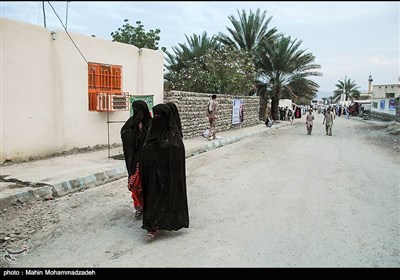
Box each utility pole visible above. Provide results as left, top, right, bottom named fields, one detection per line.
left=341, top=75, right=347, bottom=104
left=42, top=1, right=46, bottom=27
left=66, top=1, right=70, bottom=31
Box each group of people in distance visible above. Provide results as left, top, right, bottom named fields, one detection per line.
left=266, top=106, right=335, bottom=136
left=120, top=100, right=189, bottom=241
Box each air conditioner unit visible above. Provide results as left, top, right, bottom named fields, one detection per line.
left=93, top=92, right=129, bottom=112
left=111, top=95, right=130, bottom=111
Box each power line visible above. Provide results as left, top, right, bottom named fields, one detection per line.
left=47, top=1, right=88, bottom=64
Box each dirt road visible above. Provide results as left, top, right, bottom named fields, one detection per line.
left=1, top=114, right=399, bottom=267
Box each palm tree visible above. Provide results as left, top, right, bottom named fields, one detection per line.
left=218, top=8, right=279, bottom=119
left=164, top=31, right=220, bottom=79
left=256, top=36, right=322, bottom=120
left=218, top=8, right=278, bottom=54
left=332, top=77, right=361, bottom=103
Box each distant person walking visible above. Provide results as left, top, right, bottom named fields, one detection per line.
left=206, top=94, right=219, bottom=141
left=287, top=108, right=294, bottom=124
left=305, top=109, right=315, bottom=135
left=120, top=100, right=152, bottom=219
left=323, top=107, right=334, bottom=136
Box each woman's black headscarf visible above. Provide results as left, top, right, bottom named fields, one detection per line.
left=166, top=102, right=183, bottom=138
left=120, top=100, right=152, bottom=176
left=140, top=103, right=189, bottom=231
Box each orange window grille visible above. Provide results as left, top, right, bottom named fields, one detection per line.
left=88, top=63, right=126, bottom=111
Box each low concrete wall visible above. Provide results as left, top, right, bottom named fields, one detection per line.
left=164, top=91, right=261, bottom=138
left=370, top=97, right=400, bottom=122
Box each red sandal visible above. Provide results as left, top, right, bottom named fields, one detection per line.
left=144, top=230, right=158, bottom=241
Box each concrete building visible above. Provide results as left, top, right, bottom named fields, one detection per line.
left=0, top=18, right=164, bottom=163
left=371, top=84, right=400, bottom=99
left=370, top=83, right=400, bottom=119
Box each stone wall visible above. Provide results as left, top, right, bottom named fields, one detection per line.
left=164, top=91, right=261, bottom=139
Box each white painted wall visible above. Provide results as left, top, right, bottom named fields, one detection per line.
left=278, top=99, right=292, bottom=108
left=139, top=48, right=164, bottom=106
left=370, top=98, right=397, bottom=115
left=0, top=18, right=164, bottom=162
left=371, top=84, right=400, bottom=99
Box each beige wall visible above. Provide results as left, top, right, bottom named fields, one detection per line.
left=138, top=48, right=165, bottom=106
left=371, top=84, right=400, bottom=99
left=0, top=18, right=164, bottom=162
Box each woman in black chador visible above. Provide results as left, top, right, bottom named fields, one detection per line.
left=140, top=103, right=189, bottom=240
left=166, top=102, right=183, bottom=138
left=120, top=100, right=152, bottom=219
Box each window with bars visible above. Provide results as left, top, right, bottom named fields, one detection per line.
left=88, top=63, right=129, bottom=111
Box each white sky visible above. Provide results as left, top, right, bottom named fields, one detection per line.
left=1, top=1, right=399, bottom=98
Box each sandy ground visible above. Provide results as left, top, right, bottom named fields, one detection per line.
left=1, top=114, right=399, bottom=268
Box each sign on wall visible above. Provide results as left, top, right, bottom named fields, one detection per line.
left=232, top=99, right=244, bottom=124
left=388, top=98, right=396, bottom=110
left=130, top=95, right=154, bottom=117
left=380, top=100, right=385, bottom=110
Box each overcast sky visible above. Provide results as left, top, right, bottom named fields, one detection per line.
left=1, top=1, right=399, bottom=98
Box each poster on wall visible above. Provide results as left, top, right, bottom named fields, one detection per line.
left=130, top=95, right=154, bottom=117
left=388, top=98, right=396, bottom=110
left=380, top=100, right=385, bottom=110
left=232, top=99, right=244, bottom=124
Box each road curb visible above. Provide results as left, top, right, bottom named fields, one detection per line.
left=0, top=123, right=290, bottom=208
left=0, top=168, right=128, bottom=209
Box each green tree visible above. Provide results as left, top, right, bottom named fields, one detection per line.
left=164, top=31, right=220, bottom=88
left=110, top=19, right=165, bottom=51
left=165, top=45, right=256, bottom=95
left=218, top=8, right=279, bottom=119
left=256, top=36, right=322, bottom=120
left=218, top=8, right=278, bottom=53
left=332, top=77, right=361, bottom=102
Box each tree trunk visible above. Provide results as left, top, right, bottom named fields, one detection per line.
left=271, top=97, right=279, bottom=121
left=259, top=95, right=267, bottom=121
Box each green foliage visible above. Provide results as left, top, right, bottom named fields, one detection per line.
left=163, top=8, right=322, bottom=120
left=165, top=32, right=220, bottom=75
left=165, top=45, right=256, bottom=95
left=256, top=36, right=322, bottom=120
left=110, top=19, right=165, bottom=51
left=218, top=8, right=279, bottom=53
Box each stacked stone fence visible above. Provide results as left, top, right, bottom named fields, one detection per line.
left=164, top=91, right=261, bottom=139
